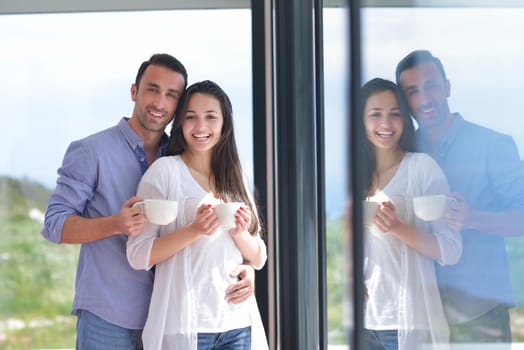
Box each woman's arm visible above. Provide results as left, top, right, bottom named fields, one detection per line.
left=229, top=206, right=266, bottom=269
left=149, top=204, right=221, bottom=267
left=375, top=201, right=443, bottom=261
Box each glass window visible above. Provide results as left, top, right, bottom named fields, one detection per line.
left=323, top=6, right=351, bottom=349
left=359, top=4, right=524, bottom=348
left=0, top=9, right=252, bottom=348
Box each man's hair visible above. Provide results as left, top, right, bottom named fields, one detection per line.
left=134, top=53, right=188, bottom=90
left=395, top=50, right=447, bottom=86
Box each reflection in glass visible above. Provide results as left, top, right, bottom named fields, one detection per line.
left=361, top=6, right=524, bottom=348
left=323, top=6, right=351, bottom=349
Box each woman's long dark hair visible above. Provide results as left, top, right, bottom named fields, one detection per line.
left=359, top=78, right=415, bottom=198
left=167, top=80, right=261, bottom=236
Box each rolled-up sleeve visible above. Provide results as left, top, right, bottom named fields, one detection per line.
left=244, top=173, right=268, bottom=271
left=126, top=221, right=157, bottom=271
left=419, top=154, right=462, bottom=266
left=433, top=220, right=462, bottom=266
left=252, top=233, right=267, bottom=270
left=41, top=140, right=96, bottom=244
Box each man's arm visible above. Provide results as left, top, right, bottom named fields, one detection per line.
left=466, top=208, right=524, bottom=237
left=42, top=140, right=147, bottom=244
left=445, top=133, right=524, bottom=237
left=446, top=192, right=524, bottom=237
left=60, top=197, right=146, bottom=243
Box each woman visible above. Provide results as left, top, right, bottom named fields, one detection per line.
left=360, top=78, right=461, bottom=350
left=127, top=80, right=268, bottom=350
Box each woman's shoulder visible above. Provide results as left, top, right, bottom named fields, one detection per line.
left=150, top=154, right=182, bottom=168
left=404, top=152, right=445, bottom=179
left=405, top=152, right=438, bottom=166
left=143, top=155, right=183, bottom=178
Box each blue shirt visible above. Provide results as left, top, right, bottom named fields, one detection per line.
left=416, top=113, right=524, bottom=323
left=41, top=117, right=169, bottom=329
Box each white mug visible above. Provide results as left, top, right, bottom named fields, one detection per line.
left=133, top=199, right=178, bottom=225
left=413, top=195, right=456, bottom=221
left=362, top=200, right=379, bottom=226
left=213, top=202, right=244, bottom=229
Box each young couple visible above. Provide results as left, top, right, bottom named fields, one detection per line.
left=43, top=53, right=267, bottom=350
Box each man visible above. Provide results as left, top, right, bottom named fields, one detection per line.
left=42, top=53, right=255, bottom=349
left=395, top=49, right=524, bottom=346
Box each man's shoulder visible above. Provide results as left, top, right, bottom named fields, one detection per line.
left=73, top=123, right=121, bottom=148
left=462, top=119, right=511, bottom=141
left=454, top=119, right=519, bottom=160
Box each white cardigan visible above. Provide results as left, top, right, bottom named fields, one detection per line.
left=365, top=152, right=462, bottom=350
left=127, top=155, right=268, bottom=350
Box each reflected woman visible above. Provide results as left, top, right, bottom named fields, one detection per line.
left=360, top=78, right=461, bottom=349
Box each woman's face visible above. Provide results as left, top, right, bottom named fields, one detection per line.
left=181, top=92, right=224, bottom=154
left=363, top=90, right=404, bottom=152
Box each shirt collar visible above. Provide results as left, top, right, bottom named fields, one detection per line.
left=158, top=132, right=169, bottom=156
left=118, top=117, right=169, bottom=156
left=118, top=117, right=142, bottom=150
left=416, top=112, right=465, bottom=157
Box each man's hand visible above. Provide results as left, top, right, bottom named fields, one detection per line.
left=225, top=264, right=255, bottom=304
left=445, top=192, right=468, bottom=231
left=117, top=196, right=146, bottom=237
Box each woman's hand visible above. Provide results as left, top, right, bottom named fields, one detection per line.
left=191, top=204, right=220, bottom=236
left=374, top=201, right=403, bottom=233
left=229, top=204, right=251, bottom=236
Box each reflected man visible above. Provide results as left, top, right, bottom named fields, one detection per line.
left=396, top=49, right=524, bottom=346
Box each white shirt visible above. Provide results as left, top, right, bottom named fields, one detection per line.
left=127, top=155, right=268, bottom=350
left=364, top=152, right=462, bottom=350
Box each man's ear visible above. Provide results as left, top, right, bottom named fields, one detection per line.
left=445, top=79, right=451, bottom=98
left=131, top=83, right=137, bottom=102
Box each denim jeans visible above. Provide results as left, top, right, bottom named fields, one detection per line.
left=197, top=326, right=251, bottom=350
left=363, top=329, right=398, bottom=350
left=76, top=309, right=143, bottom=350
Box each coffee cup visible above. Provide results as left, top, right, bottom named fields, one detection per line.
left=133, top=199, right=178, bottom=225
left=362, top=200, right=378, bottom=226
left=213, top=202, right=244, bottom=229
left=413, top=195, right=456, bottom=221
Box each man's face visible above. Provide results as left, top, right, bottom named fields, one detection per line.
left=131, top=64, right=186, bottom=133
left=398, top=61, right=450, bottom=130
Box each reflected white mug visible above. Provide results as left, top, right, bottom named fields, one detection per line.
left=362, top=200, right=379, bottom=226
left=413, top=195, right=456, bottom=221
left=133, top=199, right=178, bottom=225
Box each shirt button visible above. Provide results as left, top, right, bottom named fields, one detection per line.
left=140, top=157, right=145, bottom=162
